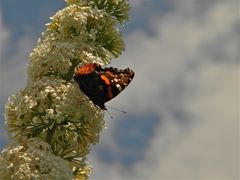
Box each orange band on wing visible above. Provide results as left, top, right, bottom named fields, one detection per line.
left=100, top=74, right=111, bottom=85
left=75, top=63, right=96, bottom=75
left=101, top=74, right=113, bottom=98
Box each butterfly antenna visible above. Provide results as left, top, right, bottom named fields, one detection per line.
left=105, top=109, right=114, bottom=119
left=106, top=106, right=126, bottom=114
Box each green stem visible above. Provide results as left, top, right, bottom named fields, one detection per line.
left=46, top=124, right=57, bottom=145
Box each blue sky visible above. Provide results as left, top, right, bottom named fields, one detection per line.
left=0, top=0, right=239, bottom=179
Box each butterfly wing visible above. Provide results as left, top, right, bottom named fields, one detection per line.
left=74, top=64, right=135, bottom=110
left=74, top=64, right=107, bottom=109
left=99, top=67, right=135, bottom=102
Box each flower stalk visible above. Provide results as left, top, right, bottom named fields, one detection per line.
left=0, top=0, right=130, bottom=179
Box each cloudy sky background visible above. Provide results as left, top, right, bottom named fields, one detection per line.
left=0, top=0, right=239, bottom=179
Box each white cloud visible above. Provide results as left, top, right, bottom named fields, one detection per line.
left=129, top=0, right=146, bottom=9
left=110, top=0, right=238, bottom=112
left=89, top=0, right=239, bottom=179
left=132, top=65, right=239, bottom=179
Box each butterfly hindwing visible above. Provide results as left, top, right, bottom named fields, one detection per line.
left=100, top=67, right=134, bottom=99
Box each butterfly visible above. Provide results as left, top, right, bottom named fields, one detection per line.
left=73, top=63, right=134, bottom=110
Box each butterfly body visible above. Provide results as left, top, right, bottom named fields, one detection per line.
left=74, top=63, right=134, bottom=110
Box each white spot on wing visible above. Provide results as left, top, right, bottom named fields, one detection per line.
left=116, top=84, right=122, bottom=91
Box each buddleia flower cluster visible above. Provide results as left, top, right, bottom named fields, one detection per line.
left=1, top=0, right=130, bottom=179
left=0, top=138, right=73, bottom=179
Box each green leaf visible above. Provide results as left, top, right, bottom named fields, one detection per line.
left=93, top=0, right=130, bottom=24
left=67, top=0, right=130, bottom=24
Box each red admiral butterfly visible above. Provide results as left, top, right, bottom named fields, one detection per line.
left=74, top=63, right=134, bottom=110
